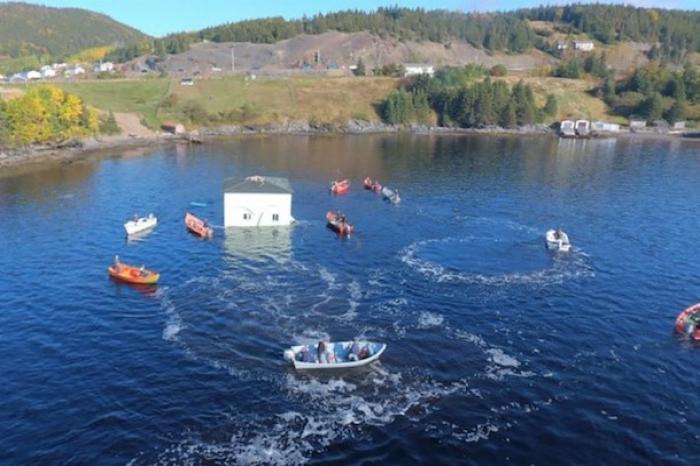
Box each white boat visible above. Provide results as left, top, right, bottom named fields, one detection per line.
left=124, top=213, right=157, bottom=236
left=283, top=340, right=386, bottom=370
left=381, top=186, right=400, bottom=204
left=545, top=229, right=571, bottom=252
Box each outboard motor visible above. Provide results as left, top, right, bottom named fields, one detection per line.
left=283, top=349, right=295, bottom=362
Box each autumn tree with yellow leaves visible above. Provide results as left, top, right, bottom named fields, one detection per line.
left=0, top=85, right=99, bottom=147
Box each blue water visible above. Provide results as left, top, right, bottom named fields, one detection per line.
left=1, top=135, right=699, bottom=465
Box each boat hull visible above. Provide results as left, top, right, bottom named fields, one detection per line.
left=330, top=179, right=350, bottom=194
left=545, top=230, right=571, bottom=252
left=326, top=211, right=353, bottom=235
left=124, top=215, right=157, bottom=235
left=284, top=341, right=386, bottom=370
left=675, top=303, right=700, bottom=340
left=185, top=212, right=213, bottom=238
left=108, top=264, right=159, bottom=285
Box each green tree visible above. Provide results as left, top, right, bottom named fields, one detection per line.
left=543, top=94, right=558, bottom=117
left=640, top=92, right=663, bottom=121
left=665, top=99, right=686, bottom=123
left=354, top=58, right=366, bottom=76
left=499, top=101, right=517, bottom=128
left=382, top=89, right=415, bottom=124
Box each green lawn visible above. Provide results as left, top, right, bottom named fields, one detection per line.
left=57, top=78, right=171, bottom=128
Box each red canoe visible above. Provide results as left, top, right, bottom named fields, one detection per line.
left=185, top=212, right=213, bottom=239
left=326, top=211, right=354, bottom=236
left=363, top=177, right=382, bottom=192
left=330, top=179, right=350, bottom=194
left=675, top=303, right=700, bottom=340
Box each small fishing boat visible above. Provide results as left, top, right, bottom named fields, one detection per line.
left=675, top=303, right=700, bottom=341
left=326, top=211, right=354, bottom=236
left=330, top=179, right=350, bottom=194
left=124, top=213, right=157, bottom=236
left=284, top=340, right=386, bottom=370
left=185, top=212, right=213, bottom=239
left=363, top=177, right=382, bottom=192
left=381, top=186, right=400, bottom=204
left=545, top=229, right=571, bottom=252
left=108, top=257, right=159, bottom=285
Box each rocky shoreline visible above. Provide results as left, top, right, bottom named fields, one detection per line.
left=1, top=120, right=697, bottom=172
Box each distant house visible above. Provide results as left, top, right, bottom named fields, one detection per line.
left=40, top=66, right=56, bottom=79
left=26, top=70, right=41, bottom=80
left=404, top=63, right=435, bottom=77
left=671, top=121, right=686, bottom=131
left=574, top=41, right=595, bottom=52
left=556, top=42, right=569, bottom=50
left=161, top=122, right=185, bottom=135
left=65, top=66, right=86, bottom=77
left=180, top=78, right=194, bottom=86
left=94, top=62, right=114, bottom=73
left=559, top=120, right=576, bottom=137
left=211, top=66, right=222, bottom=72
left=223, top=176, right=294, bottom=228
left=9, top=73, right=26, bottom=83
left=591, top=121, right=620, bottom=133
left=0, top=74, right=5, bottom=81
left=629, top=116, right=646, bottom=130
left=575, top=119, right=591, bottom=136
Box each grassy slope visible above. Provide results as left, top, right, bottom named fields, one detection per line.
left=47, top=74, right=627, bottom=129
left=56, top=79, right=170, bottom=128
left=164, top=76, right=397, bottom=125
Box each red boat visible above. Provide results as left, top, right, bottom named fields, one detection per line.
left=185, top=212, right=213, bottom=239
left=326, top=211, right=354, bottom=236
left=330, top=179, right=350, bottom=194
left=363, top=177, right=382, bottom=192
left=675, top=303, right=700, bottom=340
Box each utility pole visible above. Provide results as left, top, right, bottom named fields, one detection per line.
left=231, top=46, right=235, bottom=73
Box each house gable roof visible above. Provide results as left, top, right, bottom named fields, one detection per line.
left=224, top=176, right=293, bottom=194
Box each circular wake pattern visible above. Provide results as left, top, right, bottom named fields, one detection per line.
left=400, top=228, right=594, bottom=288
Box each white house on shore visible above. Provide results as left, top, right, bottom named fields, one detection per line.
left=223, top=176, right=294, bottom=227
left=404, top=63, right=434, bottom=77
left=40, top=66, right=56, bottom=79
left=574, top=41, right=595, bottom=52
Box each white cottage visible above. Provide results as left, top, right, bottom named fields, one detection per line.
left=223, top=176, right=294, bottom=227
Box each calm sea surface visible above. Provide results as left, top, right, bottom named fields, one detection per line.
left=1, top=134, right=699, bottom=465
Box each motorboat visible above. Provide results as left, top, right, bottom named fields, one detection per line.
left=124, top=213, right=157, bottom=236
left=283, top=340, right=386, bottom=370
left=326, top=211, right=354, bottom=236
left=363, top=177, right=382, bottom=192
left=108, top=259, right=159, bottom=285
left=185, top=212, right=213, bottom=239
left=330, top=179, right=350, bottom=194
left=381, top=186, right=400, bottom=204
left=545, top=229, right=571, bottom=252
left=675, top=303, right=700, bottom=341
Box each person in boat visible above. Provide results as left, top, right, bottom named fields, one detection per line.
left=317, top=341, right=327, bottom=363
left=139, top=265, right=146, bottom=276
left=133, top=213, right=138, bottom=222
left=114, top=255, right=121, bottom=272
left=555, top=228, right=562, bottom=240
left=348, top=342, right=370, bottom=361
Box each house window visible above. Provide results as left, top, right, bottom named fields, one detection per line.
left=243, top=213, right=251, bottom=220
left=272, top=214, right=279, bottom=222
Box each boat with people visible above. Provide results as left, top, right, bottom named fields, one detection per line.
left=363, top=177, right=382, bottom=192
left=123, top=213, right=157, bottom=236
left=284, top=340, right=387, bottom=370
left=185, top=212, right=213, bottom=239
left=381, top=186, right=400, bottom=204
left=108, top=256, right=159, bottom=285
left=545, top=228, right=571, bottom=252
left=326, top=211, right=354, bottom=236
left=330, top=179, right=350, bottom=194
left=675, top=303, right=700, bottom=341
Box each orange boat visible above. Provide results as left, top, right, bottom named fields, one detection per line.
left=675, top=303, right=700, bottom=341
left=108, top=258, right=159, bottom=285
left=363, top=177, right=382, bottom=192
left=185, top=212, right=213, bottom=238
left=326, top=211, right=354, bottom=236
left=330, top=179, right=350, bottom=194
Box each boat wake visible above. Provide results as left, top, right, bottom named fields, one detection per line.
left=400, top=236, right=594, bottom=288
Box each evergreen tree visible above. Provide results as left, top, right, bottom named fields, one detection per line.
left=640, top=92, right=663, bottom=121
left=354, top=58, right=366, bottom=76
left=500, top=101, right=517, bottom=128
left=665, top=99, right=686, bottom=123
left=543, top=94, right=558, bottom=117
left=603, top=70, right=616, bottom=103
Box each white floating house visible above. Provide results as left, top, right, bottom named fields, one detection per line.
left=223, top=176, right=294, bottom=227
